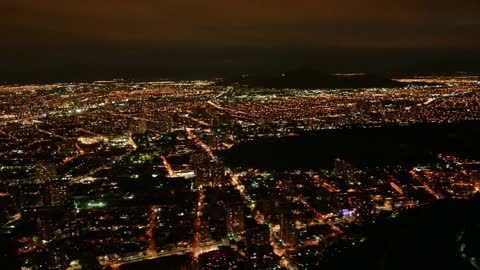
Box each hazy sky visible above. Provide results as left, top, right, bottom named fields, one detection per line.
left=1, top=0, right=480, bottom=80
left=1, top=0, right=480, bottom=48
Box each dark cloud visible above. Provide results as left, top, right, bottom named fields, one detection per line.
left=1, top=0, right=479, bottom=48
left=1, top=0, right=480, bottom=79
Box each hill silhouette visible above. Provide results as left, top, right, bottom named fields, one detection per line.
left=217, top=68, right=409, bottom=89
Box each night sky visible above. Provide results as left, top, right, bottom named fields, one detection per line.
left=1, top=0, right=480, bottom=81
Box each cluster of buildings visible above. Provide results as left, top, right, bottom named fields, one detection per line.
left=0, top=75, right=479, bottom=269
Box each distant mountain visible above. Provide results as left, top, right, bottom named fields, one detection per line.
left=217, top=68, right=409, bottom=89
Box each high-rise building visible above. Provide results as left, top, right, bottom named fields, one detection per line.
left=226, top=203, right=245, bottom=234
left=36, top=209, right=69, bottom=242
left=207, top=203, right=227, bottom=241
left=34, top=161, right=57, bottom=183
left=333, top=158, right=355, bottom=181
left=190, top=151, right=210, bottom=169
left=280, top=213, right=296, bottom=247
left=245, top=219, right=275, bottom=270
left=48, top=248, right=70, bottom=270
left=209, top=161, right=225, bottom=186
left=200, top=218, right=211, bottom=242
left=43, top=181, right=68, bottom=207
left=193, top=157, right=225, bottom=187
left=245, top=219, right=270, bottom=250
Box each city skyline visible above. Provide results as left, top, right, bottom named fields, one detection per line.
left=1, top=74, right=480, bottom=269
left=2, top=1, right=480, bottom=270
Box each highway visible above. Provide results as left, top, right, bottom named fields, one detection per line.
left=161, top=156, right=176, bottom=177
left=185, top=128, right=217, bottom=161
left=35, top=126, right=69, bottom=141
left=410, top=170, right=444, bottom=199
left=106, top=238, right=230, bottom=269
left=310, top=175, right=339, bottom=193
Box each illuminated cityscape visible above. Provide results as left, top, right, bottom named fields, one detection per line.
left=1, top=74, right=480, bottom=269
left=2, top=0, right=480, bottom=268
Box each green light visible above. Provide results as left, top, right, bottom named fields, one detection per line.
left=87, top=201, right=106, bottom=208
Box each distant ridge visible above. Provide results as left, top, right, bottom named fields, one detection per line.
left=217, top=68, right=409, bottom=89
